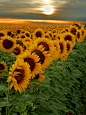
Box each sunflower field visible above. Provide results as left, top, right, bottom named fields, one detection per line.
left=0, top=22, right=86, bottom=115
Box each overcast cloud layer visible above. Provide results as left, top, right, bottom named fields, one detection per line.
left=0, top=0, right=86, bottom=22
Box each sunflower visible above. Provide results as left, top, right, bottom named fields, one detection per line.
left=59, top=39, right=67, bottom=58
left=55, top=34, right=62, bottom=41
left=69, top=25, right=78, bottom=35
left=19, top=34, right=27, bottom=40
left=33, top=28, right=44, bottom=40
left=25, top=31, right=31, bottom=38
left=0, top=30, right=6, bottom=39
left=34, top=70, right=45, bottom=82
left=22, top=41, right=29, bottom=51
left=0, top=35, right=16, bottom=53
left=53, top=40, right=61, bottom=60
left=52, top=29, right=57, bottom=33
left=52, top=33, right=58, bottom=40
left=47, top=31, right=53, bottom=40
left=76, top=30, right=83, bottom=42
left=6, top=58, right=31, bottom=94
left=71, top=22, right=82, bottom=29
left=64, top=28, right=69, bottom=32
left=29, top=43, right=51, bottom=70
left=66, top=40, right=73, bottom=53
left=0, top=61, right=8, bottom=77
left=44, top=33, right=50, bottom=39
left=17, top=50, right=42, bottom=78
left=61, top=32, right=76, bottom=47
left=80, top=27, right=86, bottom=39
left=29, top=70, right=45, bottom=88
left=11, top=44, right=24, bottom=57
left=60, top=29, right=67, bottom=34
left=34, top=37, right=57, bottom=61
left=61, top=52, right=69, bottom=61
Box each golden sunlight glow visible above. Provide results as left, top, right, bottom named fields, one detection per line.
left=44, top=0, right=50, bottom=3
left=41, top=6, right=54, bottom=15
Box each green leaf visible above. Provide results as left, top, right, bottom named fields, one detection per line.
left=0, top=70, right=8, bottom=73
left=0, top=102, right=12, bottom=107
left=0, top=85, right=8, bottom=92
left=29, top=79, right=42, bottom=85
left=17, top=102, right=24, bottom=113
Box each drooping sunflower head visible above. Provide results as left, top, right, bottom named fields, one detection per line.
left=0, top=61, right=8, bottom=77
left=6, top=58, right=31, bottom=94
left=0, top=35, right=16, bottom=53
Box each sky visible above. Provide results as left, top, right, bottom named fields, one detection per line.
left=0, top=0, right=86, bottom=25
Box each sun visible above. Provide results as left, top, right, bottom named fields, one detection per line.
left=41, top=6, right=54, bottom=15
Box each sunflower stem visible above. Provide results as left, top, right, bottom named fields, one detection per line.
left=6, top=82, right=10, bottom=115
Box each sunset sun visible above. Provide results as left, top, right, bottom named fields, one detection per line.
left=41, top=6, right=54, bottom=15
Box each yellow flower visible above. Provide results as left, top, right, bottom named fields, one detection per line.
left=59, top=39, right=67, bottom=58
left=71, top=22, right=82, bottom=29
left=18, top=50, right=42, bottom=78
left=29, top=43, right=51, bottom=70
left=6, top=58, right=31, bottom=94
left=0, top=35, right=16, bottom=53
left=61, top=32, right=76, bottom=47
left=33, top=28, right=45, bottom=40
left=34, top=37, right=57, bottom=61
left=0, top=61, right=8, bottom=77
left=11, top=44, right=24, bottom=57
left=69, top=25, right=78, bottom=35
left=53, top=40, right=61, bottom=59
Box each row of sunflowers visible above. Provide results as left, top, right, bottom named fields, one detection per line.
left=0, top=22, right=86, bottom=94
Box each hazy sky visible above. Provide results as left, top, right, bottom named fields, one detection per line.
left=0, top=0, right=86, bottom=24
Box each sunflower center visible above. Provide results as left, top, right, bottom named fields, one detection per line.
left=16, top=40, right=23, bottom=46
left=38, top=42, right=49, bottom=51
left=7, top=32, right=11, bottom=36
left=14, top=68, right=24, bottom=84
left=14, top=47, right=20, bottom=55
left=0, top=64, right=4, bottom=71
left=49, top=33, right=52, bottom=38
left=34, top=74, right=39, bottom=79
left=67, top=43, right=70, bottom=51
left=64, top=35, right=72, bottom=41
left=25, top=33, right=30, bottom=37
left=74, top=24, right=81, bottom=29
left=32, top=50, right=45, bottom=64
left=45, top=35, right=49, bottom=39
left=17, top=30, right=20, bottom=34
left=59, top=43, right=63, bottom=53
left=3, top=39, right=13, bottom=49
left=24, top=58, right=35, bottom=71
left=71, top=28, right=76, bottom=35
left=21, top=35, right=25, bottom=39
left=77, top=32, right=80, bottom=39
left=36, top=31, right=42, bottom=38
left=58, top=36, right=60, bottom=40
left=0, top=33, right=4, bottom=37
